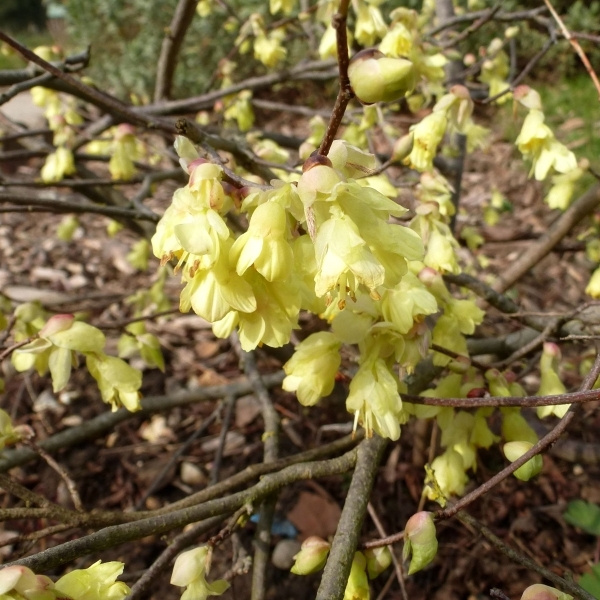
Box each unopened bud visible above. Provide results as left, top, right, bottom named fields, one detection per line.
left=186, top=157, right=209, bottom=175
left=513, top=85, right=542, bottom=111
left=39, top=314, right=75, bottom=338
left=447, top=355, right=471, bottom=374
left=403, top=512, right=438, bottom=575
left=365, top=546, right=392, bottom=579
left=520, top=583, right=573, bottom=600
left=504, top=441, right=543, bottom=481
left=505, top=26, right=519, bottom=39
left=542, top=342, right=561, bottom=359
left=114, top=123, right=135, bottom=140
left=392, top=133, right=414, bottom=162
left=348, top=48, right=414, bottom=104
left=290, top=536, right=330, bottom=575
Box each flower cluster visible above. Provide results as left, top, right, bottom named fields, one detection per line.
left=12, top=311, right=142, bottom=412
left=153, top=134, right=441, bottom=440
left=170, top=546, right=229, bottom=600
left=0, top=560, right=130, bottom=600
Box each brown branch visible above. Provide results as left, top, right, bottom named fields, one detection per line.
left=315, top=435, right=388, bottom=600
left=230, top=334, right=279, bottom=600
left=367, top=503, right=408, bottom=600
left=0, top=192, right=160, bottom=223
left=0, top=372, right=286, bottom=472
left=0, top=473, right=68, bottom=513
left=542, top=0, right=600, bottom=99
left=439, top=4, right=501, bottom=49
left=154, top=0, right=199, bottom=102
left=491, top=318, right=561, bottom=369
left=0, top=31, right=173, bottom=134
left=456, top=511, right=596, bottom=600
left=0, top=334, right=38, bottom=362
left=210, top=395, right=236, bottom=486
left=145, top=59, right=336, bottom=116
left=22, top=440, right=83, bottom=512
left=430, top=343, right=488, bottom=372
left=425, top=6, right=548, bottom=37
left=492, top=183, right=600, bottom=293
left=9, top=449, right=358, bottom=572
left=399, top=386, right=600, bottom=410
left=318, top=0, right=354, bottom=156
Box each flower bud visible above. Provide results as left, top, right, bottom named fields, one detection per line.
left=348, top=48, right=414, bottom=104
left=344, top=552, right=370, bottom=600
left=365, top=546, right=392, bottom=579
left=403, top=512, right=438, bottom=575
left=520, top=583, right=573, bottom=600
left=290, top=536, right=330, bottom=575
left=505, top=26, right=520, bottom=39
left=39, top=314, right=75, bottom=338
left=392, top=132, right=414, bottom=162
left=504, top=441, right=543, bottom=481
left=513, top=85, right=543, bottom=111
left=447, top=355, right=471, bottom=374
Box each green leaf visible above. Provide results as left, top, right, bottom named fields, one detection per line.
left=579, top=563, right=600, bottom=599
left=564, top=500, right=600, bottom=536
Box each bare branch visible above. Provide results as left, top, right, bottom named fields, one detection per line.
left=457, top=511, right=596, bottom=600
left=315, top=435, right=388, bottom=600
left=8, top=449, right=358, bottom=572
left=154, top=0, right=199, bottom=102
left=492, top=183, right=600, bottom=293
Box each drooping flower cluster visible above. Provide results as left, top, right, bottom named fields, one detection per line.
left=170, top=546, right=229, bottom=600
left=12, top=311, right=142, bottom=412
left=0, top=560, right=130, bottom=600
left=153, top=135, right=440, bottom=440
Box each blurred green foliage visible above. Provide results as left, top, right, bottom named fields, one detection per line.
left=457, top=0, right=600, bottom=81
left=64, top=0, right=267, bottom=100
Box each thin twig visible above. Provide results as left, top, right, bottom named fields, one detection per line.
left=134, top=404, right=223, bottom=510
left=492, top=318, right=560, bottom=369
left=439, top=4, right=501, bottom=49
left=230, top=334, right=279, bottom=600
left=0, top=31, right=172, bottom=134
left=154, top=0, right=199, bottom=102
left=457, top=511, right=595, bottom=600
left=22, top=440, right=83, bottom=512
left=0, top=335, right=38, bottom=363
left=492, top=183, right=600, bottom=293
left=210, top=395, right=236, bottom=486
left=542, top=0, right=600, bottom=99
left=0, top=192, right=160, bottom=223
left=430, top=343, right=488, bottom=372
left=318, top=0, right=353, bottom=156
left=367, top=503, right=408, bottom=600
left=0, top=372, right=285, bottom=472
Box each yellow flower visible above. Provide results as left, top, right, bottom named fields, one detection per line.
left=406, top=111, right=447, bottom=172
left=515, top=110, right=577, bottom=180
left=282, top=332, right=341, bottom=406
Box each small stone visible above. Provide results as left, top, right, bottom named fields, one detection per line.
left=180, top=461, right=207, bottom=486
left=271, top=539, right=302, bottom=570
